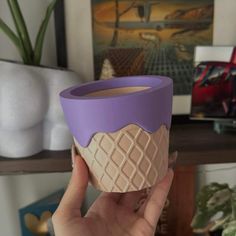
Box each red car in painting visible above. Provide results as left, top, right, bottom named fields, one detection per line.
left=191, top=48, right=236, bottom=118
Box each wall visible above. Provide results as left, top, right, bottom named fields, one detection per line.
left=198, top=164, right=236, bottom=189
left=213, top=0, right=236, bottom=45
left=65, top=0, right=94, bottom=81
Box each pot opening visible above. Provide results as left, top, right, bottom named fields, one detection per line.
left=84, top=86, right=150, bottom=97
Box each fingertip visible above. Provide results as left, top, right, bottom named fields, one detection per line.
left=168, top=151, right=178, bottom=169
left=58, top=155, right=89, bottom=212
left=73, top=154, right=89, bottom=185
left=71, top=144, right=76, bottom=168
left=155, top=168, right=174, bottom=189
left=168, top=168, right=174, bottom=176
left=165, top=168, right=174, bottom=182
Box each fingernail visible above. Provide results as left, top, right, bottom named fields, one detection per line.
left=168, top=151, right=178, bottom=169
left=71, top=144, right=76, bottom=168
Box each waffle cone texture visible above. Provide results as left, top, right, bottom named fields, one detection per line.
left=74, top=124, right=169, bottom=193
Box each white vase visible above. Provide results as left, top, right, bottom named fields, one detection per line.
left=0, top=60, right=81, bottom=158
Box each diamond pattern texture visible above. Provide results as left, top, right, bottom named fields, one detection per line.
left=74, top=125, right=169, bottom=193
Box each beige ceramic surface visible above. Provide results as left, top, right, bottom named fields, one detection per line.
left=74, top=125, right=169, bottom=192
left=85, top=86, right=150, bottom=97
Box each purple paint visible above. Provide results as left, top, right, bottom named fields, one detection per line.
left=60, top=76, right=173, bottom=147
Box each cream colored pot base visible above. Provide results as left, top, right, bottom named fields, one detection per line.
left=74, top=125, right=169, bottom=192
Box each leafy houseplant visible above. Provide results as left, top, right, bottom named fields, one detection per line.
left=0, top=0, right=81, bottom=158
left=0, top=0, right=57, bottom=65
left=191, top=183, right=236, bottom=236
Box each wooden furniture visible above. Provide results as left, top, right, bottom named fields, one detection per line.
left=0, top=122, right=235, bottom=175
left=161, top=166, right=196, bottom=236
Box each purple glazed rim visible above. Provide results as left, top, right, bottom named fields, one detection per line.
left=61, top=75, right=171, bottom=100
left=60, top=75, right=173, bottom=147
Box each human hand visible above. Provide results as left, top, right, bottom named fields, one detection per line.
left=52, top=147, right=175, bottom=236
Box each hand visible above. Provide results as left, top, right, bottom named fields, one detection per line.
left=52, top=148, right=175, bottom=236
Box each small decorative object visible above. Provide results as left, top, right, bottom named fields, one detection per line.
left=19, top=189, right=64, bottom=236
left=60, top=75, right=173, bottom=192
left=0, top=0, right=81, bottom=158
left=191, top=183, right=236, bottom=236
left=24, top=211, right=52, bottom=236
left=91, top=0, right=214, bottom=114
left=191, top=46, right=236, bottom=134
left=99, top=59, right=116, bottom=80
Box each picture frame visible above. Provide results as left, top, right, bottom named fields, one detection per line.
left=191, top=46, right=236, bottom=119
left=54, top=0, right=67, bottom=68
left=65, top=0, right=236, bottom=115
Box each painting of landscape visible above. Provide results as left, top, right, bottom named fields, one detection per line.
left=92, top=0, right=214, bottom=95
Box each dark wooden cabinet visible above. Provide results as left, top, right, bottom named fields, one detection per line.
left=156, top=166, right=196, bottom=236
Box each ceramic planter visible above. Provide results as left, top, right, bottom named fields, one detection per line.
left=0, top=60, right=81, bottom=158
left=60, top=76, right=173, bottom=192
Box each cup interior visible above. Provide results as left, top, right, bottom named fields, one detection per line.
left=84, top=86, right=150, bottom=97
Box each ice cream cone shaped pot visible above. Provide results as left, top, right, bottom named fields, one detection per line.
left=60, top=76, right=173, bottom=192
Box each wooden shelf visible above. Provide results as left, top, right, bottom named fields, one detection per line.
left=0, top=150, right=72, bottom=175
left=0, top=123, right=235, bottom=175
left=170, top=123, right=236, bottom=165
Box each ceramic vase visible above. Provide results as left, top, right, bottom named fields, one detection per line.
left=60, top=76, right=173, bottom=192
left=0, top=60, right=81, bottom=158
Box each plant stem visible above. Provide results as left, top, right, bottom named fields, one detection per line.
left=232, top=191, right=236, bottom=220
left=34, top=0, right=58, bottom=65
left=7, top=0, right=34, bottom=64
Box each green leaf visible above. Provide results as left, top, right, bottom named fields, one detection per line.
left=0, top=17, right=27, bottom=63
left=33, top=0, right=58, bottom=65
left=0, top=18, right=20, bottom=47
left=7, top=0, right=34, bottom=64
left=222, top=220, right=236, bottom=236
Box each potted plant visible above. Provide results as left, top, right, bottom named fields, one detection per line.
left=191, top=182, right=236, bottom=236
left=0, top=0, right=81, bottom=158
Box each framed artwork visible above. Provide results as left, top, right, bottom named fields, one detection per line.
left=91, top=0, right=214, bottom=114
left=54, top=0, right=67, bottom=68
left=191, top=46, right=236, bottom=119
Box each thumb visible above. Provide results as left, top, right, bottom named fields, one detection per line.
left=58, top=153, right=89, bottom=215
